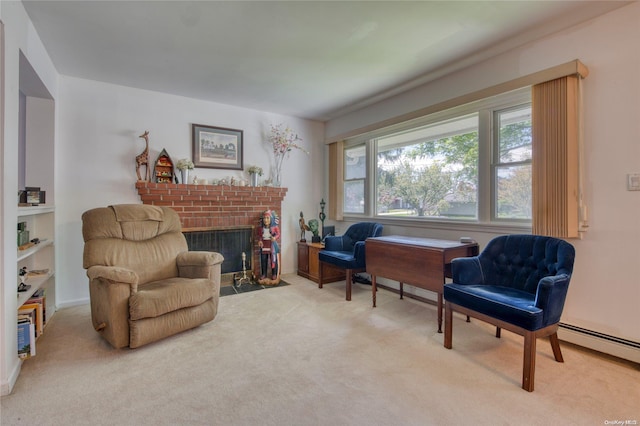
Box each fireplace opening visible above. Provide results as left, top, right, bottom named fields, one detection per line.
left=183, top=227, right=253, bottom=275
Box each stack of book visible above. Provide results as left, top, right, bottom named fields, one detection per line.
left=17, top=288, right=46, bottom=359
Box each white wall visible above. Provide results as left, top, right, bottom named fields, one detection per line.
left=56, top=76, right=325, bottom=306
left=326, top=3, right=640, bottom=346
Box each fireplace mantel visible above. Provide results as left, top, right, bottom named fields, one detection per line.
left=136, top=181, right=287, bottom=278
left=136, top=181, right=287, bottom=229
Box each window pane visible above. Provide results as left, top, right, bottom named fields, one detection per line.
left=376, top=114, right=478, bottom=219
left=498, top=106, right=532, bottom=163
left=496, top=165, right=532, bottom=219
left=344, top=180, right=365, bottom=213
left=345, top=145, right=366, bottom=180
left=495, top=105, right=532, bottom=220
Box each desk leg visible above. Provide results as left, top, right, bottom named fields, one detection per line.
left=437, top=292, right=443, bottom=333
left=371, top=275, right=377, bottom=307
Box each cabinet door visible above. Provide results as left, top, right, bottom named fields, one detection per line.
left=308, top=245, right=321, bottom=280
left=297, top=243, right=309, bottom=274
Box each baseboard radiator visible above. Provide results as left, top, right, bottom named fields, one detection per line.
left=558, top=323, right=640, bottom=364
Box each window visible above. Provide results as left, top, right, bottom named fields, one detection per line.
left=329, top=61, right=586, bottom=236
left=339, top=89, right=533, bottom=227
left=376, top=114, right=479, bottom=219
left=343, top=145, right=366, bottom=214
left=493, top=105, right=532, bottom=220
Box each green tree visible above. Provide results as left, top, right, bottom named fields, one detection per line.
left=497, top=166, right=532, bottom=219
left=408, top=132, right=479, bottom=184
left=498, top=120, right=532, bottom=162
left=392, top=161, right=453, bottom=216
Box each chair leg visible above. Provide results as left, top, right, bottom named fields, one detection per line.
left=444, top=302, right=453, bottom=349
left=549, top=332, right=564, bottom=362
left=345, top=269, right=352, bottom=301
left=522, top=331, right=536, bottom=392
left=496, top=327, right=501, bottom=338
left=318, top=261, right=324, bottom=289
left=372, top=274, right=377, bottom=308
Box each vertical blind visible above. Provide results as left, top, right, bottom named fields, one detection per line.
left=328, top=141, right=344, bottom=221
left=532, top=75, right=582, bottom=238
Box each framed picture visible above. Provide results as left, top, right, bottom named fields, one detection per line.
left=25, top=187, right=41, bottom=205
left=192, top=124, right=243, bottom=170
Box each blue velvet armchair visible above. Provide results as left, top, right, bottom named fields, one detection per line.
left=443, top=234, right=575, bottom=392
left=318, top=222, right=383, bottom=301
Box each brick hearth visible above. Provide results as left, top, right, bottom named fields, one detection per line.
left=136, top=181, right=287, bottom=278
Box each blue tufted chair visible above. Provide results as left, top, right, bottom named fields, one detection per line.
left=443, top=234, right=575, bottom=392
left=318, top=222, right=383, bottom=301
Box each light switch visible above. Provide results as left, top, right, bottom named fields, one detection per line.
left=628, top=173, right=640, bottom=191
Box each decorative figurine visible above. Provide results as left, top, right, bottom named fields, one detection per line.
left=18, top=267, right=31, bottom=292
left=299, top=211, right=310, bottom=242
left=136, top=130, right=151, bottom=182
left=308, top=219, right=321, bottom=243
left=319, top=198, right=326, bottom=234
left=257, top=209, right=281, bottom=285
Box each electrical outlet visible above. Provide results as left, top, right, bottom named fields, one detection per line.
left=628, top=173, right=640, bottom=191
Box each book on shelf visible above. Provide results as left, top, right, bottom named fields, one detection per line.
left=27, top=289, right=47, bottom=325
left=18, top=306, right=36, bottom=327
left=19, top=302, right=44, bottom=338
left=17, top=314, right=36, bottom=359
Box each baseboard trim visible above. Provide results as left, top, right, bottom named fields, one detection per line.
left=558, top=323, right=640, bottom=364
left=56, top=298, right=89, bottom=309
left=1, top=359, right=22, bottom=396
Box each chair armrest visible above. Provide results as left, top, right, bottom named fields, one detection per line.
left=451, top=257, right=483, bottom=285
left=324, top=235, right=345, bottom=251
left=86, top=265, right=139, bottom=289
left=353, top=241, right=366, bottom=261
left=535, top=274, right=571, bottom=326
left=177, top=251, right=224, bottom=279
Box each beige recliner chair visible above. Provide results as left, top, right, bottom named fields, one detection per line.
left=82, top=204, right=224, bottom=348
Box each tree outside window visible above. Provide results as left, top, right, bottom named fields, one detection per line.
left=376, top=114, right=479, bottom=219
left=494, top=106, right=532, bottom=220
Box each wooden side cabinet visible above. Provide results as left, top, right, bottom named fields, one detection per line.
left=297, top=242, right=345, bottom=284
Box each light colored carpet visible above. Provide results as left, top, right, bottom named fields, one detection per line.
left=2, top=274, right=639, bottom=425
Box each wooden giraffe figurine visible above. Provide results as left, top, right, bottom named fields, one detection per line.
left=136, top=130, right=151, bottom=181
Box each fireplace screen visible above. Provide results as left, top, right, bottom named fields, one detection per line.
left=183, top=227, right=253, bottom=274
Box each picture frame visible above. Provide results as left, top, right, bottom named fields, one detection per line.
left=25, top=187, right=41, bottom=205
left=192, top=124, right=243, bottom=170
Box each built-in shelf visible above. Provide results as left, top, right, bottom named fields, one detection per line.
left=17, top=270, right=55, bottom=307
left=14, top=202, right=56, bottom=368
left=17, top=238, right=53, bottom=262
left=18, top=204, right=55, bottom=217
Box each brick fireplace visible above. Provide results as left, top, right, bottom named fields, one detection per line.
left=136, top=181, right=287, bottom=280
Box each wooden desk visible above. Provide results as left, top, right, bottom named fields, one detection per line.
left=365, top=236, right=479, bottom=333
left=297, top=242, right=345, bottom=284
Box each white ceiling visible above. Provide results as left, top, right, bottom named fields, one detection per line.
left=22, top=1, right=631, bottom=121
